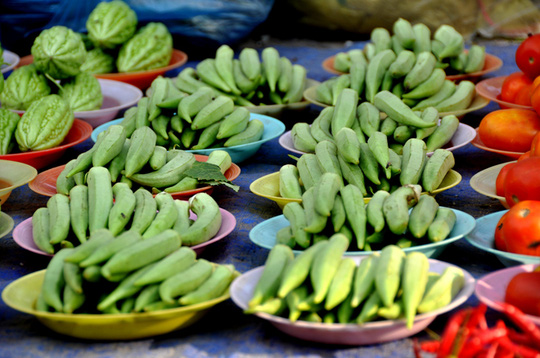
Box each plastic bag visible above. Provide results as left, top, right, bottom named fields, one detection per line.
left=0, top=0, right=274, bottom=54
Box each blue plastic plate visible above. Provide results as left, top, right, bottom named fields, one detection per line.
left=465, top=210, right=540, bottom=267
left=249, top=208, right=476, bottom=258
left=91, top=113, right=286, bottom=164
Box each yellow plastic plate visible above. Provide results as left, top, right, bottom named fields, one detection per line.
left=2, top=270, right=239, bottom=340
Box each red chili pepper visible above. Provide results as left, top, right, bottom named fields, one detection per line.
left=467, top=303, right=489, bottom=331
left=437, top=308, right=472, bottom=358
left=498, top=335, right=540, bottom=358
left=494, top=345, right=515, bottom=358
left=459, top=322, right=508, bottom=358
left=509, top=328, right=538, bottom=348
left=499, top=302, right=540, bottom=350
left=420, top=339, right=441, bottom=353
left=412, top=338, right=423, bottom=358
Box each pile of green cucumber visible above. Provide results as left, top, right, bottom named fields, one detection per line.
left=35, top=172, right=222, bottom=254
left=278, top=179, right=456, bottom=251
left=173, top=45, right=307, bottom=107
left=246, top=241, right=464, bottom=328
left=56, top=124, right=234, bottom=195
left=331, top=18, right=484, bottom=76
left=123, top=77, right=265, bottom=151
left=293, top=89, right=460, bottom=155
left=36, top=229, right=237, bottom=314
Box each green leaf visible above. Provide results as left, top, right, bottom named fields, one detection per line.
left=184, top=161, right=239, bottom=192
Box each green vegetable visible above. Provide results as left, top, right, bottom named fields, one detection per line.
left=0, top=65, right=51, bottom=110
left=79, top=48, right=115, bottom=74
left=86, top=0, right=138, bottom=49
left=60, top=72, right=103, bottom=111
left=31, top=26, right=87, bottom=79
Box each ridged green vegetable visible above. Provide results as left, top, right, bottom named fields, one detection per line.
left=0, top=65, right=51, bottom=110
left=86, top=0, right=138, bottom=49
left=116, top=22, right=172, bottom=73
left=31, top=26, right=87, bottom=79
left=15, top=94, right=74, bottom=151
left=79, top=48, right=115, bottom=74
left=60, top=72, right=103, bottom=111
left=0, top=109, right=21, bottom=154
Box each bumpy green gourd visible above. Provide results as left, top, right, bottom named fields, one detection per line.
left=15, top=94, right=74, bottom=151
left=86, top=0, right=138, bottom=49
left=79, top=48, right=115, bottom=74
left=116, top=22, right=173, bottom=73
left=0, top=65, right=51, bottom=110
left=60, top=72, right=103, bottom=111
left=31, top=26, right=87, bottom=79
left=0, top=108, right=21, bottom=154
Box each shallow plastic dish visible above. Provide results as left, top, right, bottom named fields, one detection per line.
left=6, top=79, right=142, bottom=128
left=475, top=264, right=540, bottom=326
left=250, top=170, right=462, bottom=210
left=0, top=211, right=14, bottom=239
left=471, top=128, right=525, bottom=159
left=28, top=154, right=241, bottom=199
left=322, top=53, right=502, bottom=81
left=279, top=122, right=476, bottom=156
left=249, top=208, right=475, bottom=258
left=92, top=113, right=286, bottom=164
left=0, top=119, right=93, bottom=170
left=469, top=162, right=514, bottom=209
left=1, top=50, right=20, bottom=74
left=17, top=49, right=188, bottom=89
left=230, top=260, right=475, bottom=346
left=476, top=76, right=534, bottom=110
left=13, top=207, right=236, bottom=257
left=0, top=159, right=38, bottom=205
left=465, top=210, right=540, bottom=267
left=302, top=85, right=490, bottom=118
left=2, top=268, right=239, bottom=340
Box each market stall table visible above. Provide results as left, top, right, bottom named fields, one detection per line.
left=0, top=38, right=524, bottom=357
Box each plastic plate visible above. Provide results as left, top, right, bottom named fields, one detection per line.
left=0, top=159, right=37, bottom=205
left=249, top=208, right=475, bottom=258
left=230, top=260, right=474, bottom=345
left=476, top=76, right=534, bottom=110
left=1, top=50, right=20, bottom=74
left=469, top=162, right=514, bottom=209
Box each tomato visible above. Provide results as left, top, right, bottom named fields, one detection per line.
left=478, top=109, right=540, bottom=152
left=497, top=200, right=540, bottom=255
left=505, top=271, right=540, bottom=316
left=518, top=151, right=531, bottom=161
left=513, top=84, right=533, bottom=106
left=504, top=157, right=540, bottom=206
left=495, top=162, right=516, bottom=197
left=494, top=211, right=508, bottom=251
left=532, top=84, right=540, bottom=117
left=515, top=33, right=540, bottom=79
left=531, top=131, right=540, bottom=157
left=500, top=72, right=534, bottom=103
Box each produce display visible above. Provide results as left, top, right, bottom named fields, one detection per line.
left=3, top=9, right=540, bottom=357
left=331, top=19, right=485, bottom=76
left=121, top=76, right=264, bottom=150
left=173, top=45, right=308, bottom=107
left=278, top=178, right=456, bottom=251
left=33, top=176, right=223, bottom=254
left=36, top=231, right=236, bottom=314
left=246, top=242, right=464, bottom=328
left=292, top=89, right=460, bottom=155
left=55, top=125, right=238, bottom=194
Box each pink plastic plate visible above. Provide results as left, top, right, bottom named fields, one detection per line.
left=230, top=259, right=475, bottom=346
left=475, top=264, right=540, bottom=326
left=12, top=207, right=236, bottom=257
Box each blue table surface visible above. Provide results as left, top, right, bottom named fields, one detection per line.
left=0, top=38, right=531, bottom=357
